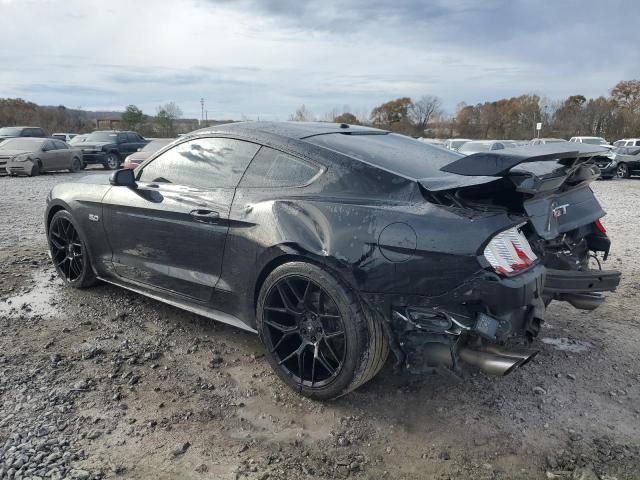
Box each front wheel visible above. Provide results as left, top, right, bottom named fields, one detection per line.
left=103, top=153, right=120, bottom=170
left=257, top=262, right=388, bottom=400
left=30, top=161, right=40, bottom=177
left=48, top=210, right=98, bottom=288
left=616, top=163, right=629, bottom=179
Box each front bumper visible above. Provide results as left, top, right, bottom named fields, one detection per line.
left=596, top=160, right=617, bottom=178
left=5, top=159, right=35, bottom=176
left=81, top=151, right=107, bottom=164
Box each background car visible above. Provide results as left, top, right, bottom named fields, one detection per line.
left=3, top=138, right=82, bottom=176
left=123, top=138, right=174, bottom=169
left=613, top=138, right=640, bottom=147
left=529, top=138, right=567, bottom=146
left=457, top=140, right=509, bottom=155
left=569, top=136, right=613, bottom=149
left=52, top=133, right=79, bottom=143
left=602, top=146, right=640, bottom=178
left=443, top=138, right=471, bottom=151
left=69, top=134, right=87, bottom=145
left=79, top=130, right=148, bottom=169
left=0, top=126, right=47, bottom=144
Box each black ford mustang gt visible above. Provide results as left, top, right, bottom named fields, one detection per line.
left=45, top=122, right=620, bottom=399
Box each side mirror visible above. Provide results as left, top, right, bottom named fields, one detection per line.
left=109, top=168, right=137, bottom=188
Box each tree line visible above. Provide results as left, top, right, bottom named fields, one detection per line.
left=291, top=79, right=640, bottom=141
left=0, top=99, right=192, bottom=137
left=2, top=79, right=639, bottom=140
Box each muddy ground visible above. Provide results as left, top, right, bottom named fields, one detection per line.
left=0, top=170, right=638, bottom=480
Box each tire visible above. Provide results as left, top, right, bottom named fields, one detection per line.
left=48, top=210, right=98, bottom=289
left=257, top=262, right=388, bottom=400
left=616, top=163, right=629, bottom=179
left=30, top=161, right=41, bottom=177
left=103, top=153, right=121, bottom=170
left=69, top=157, right=81, bottom=173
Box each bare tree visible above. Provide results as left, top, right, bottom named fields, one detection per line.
left=289, top=104, right=314, bottom=122
left=409, top=95, right=442, bottom=133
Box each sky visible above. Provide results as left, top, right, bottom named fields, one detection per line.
left=1, top=0, right=639, bottom=120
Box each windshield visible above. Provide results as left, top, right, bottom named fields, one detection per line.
left=581, top=138, right=607, bottom=145
left=306, top=132, right=462, bottom=180
left=85, top=131, right=118, bottom=142
left=0, top=127, right=23, bottom=136
left=69, top=135, right=86, bottom=145
left=458, top=142, right=491, bottom=153
left=142, top=139, right=172, bottom=152
left=450, top=140, right=469, bottom=148
left=0, top=138, right=45, bottom=150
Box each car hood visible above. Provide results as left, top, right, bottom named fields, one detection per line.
left=0, top=149, right=36, bottom=157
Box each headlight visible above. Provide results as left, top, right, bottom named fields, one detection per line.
left=12, top=153, right=31, bottom=163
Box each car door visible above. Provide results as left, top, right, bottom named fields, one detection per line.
left=51, top=139, right=72, bottom=169
left=39, top=140, right=59, bottom=171
left=102, top=136, right=260, bottom=302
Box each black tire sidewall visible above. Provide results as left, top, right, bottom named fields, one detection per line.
left=70, top=157, right=81, bottom=172
left=31, top=162, right=40, bottom=176
left=48, top=210, right=94, bottom=288
left=257, top=262, right=367, bottom=400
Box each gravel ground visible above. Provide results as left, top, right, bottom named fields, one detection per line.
left=0, top=170, right=639, bottom=480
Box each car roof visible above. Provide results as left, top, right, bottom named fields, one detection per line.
left=189, top=121, right=386, bottom=140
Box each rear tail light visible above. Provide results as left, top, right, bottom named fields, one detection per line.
left=595, top=218, right=606, bottom=234
left=483, top=225, right=538, bottom=276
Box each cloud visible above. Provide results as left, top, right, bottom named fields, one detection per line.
left=0, top=0, right=638, bottom=120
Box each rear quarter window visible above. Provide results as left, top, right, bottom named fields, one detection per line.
left=240, top=147, right=321, bottom=187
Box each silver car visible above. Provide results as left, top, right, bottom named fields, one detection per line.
left=2, top=138, right=83, bottom=176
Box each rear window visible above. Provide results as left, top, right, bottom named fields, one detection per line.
left=305, top=133, right=461, bottom=180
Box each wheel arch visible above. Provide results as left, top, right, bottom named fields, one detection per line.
left=252, top=246, right=359, bottom=315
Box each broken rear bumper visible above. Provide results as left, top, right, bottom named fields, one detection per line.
left=543, top=268, right=621, bottom=295
left=362, top=264, right=547, bottom=372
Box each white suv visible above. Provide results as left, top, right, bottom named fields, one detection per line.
left=569, top=136, right=613, bottom=149
left=613, top=138, right=640, bottom=147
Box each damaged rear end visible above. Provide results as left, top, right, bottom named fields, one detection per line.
left=376, top=143, right=620, bottom=377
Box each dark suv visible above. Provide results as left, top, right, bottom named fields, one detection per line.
left=79, top=131, right=148, bottom=169
left=0, top=126, right=47, bottom=144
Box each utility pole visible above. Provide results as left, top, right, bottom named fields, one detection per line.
left=205, top=110, right=208, bottom=125
left=200, top=98, right=205, bottom=124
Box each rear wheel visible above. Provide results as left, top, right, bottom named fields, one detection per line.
left=48, top=210, right=97, bottom=288
left=257, top=262, right=388, bottom=400
left=103, top=153, right=120, bottom=170
left=616, top=163, right=629, bottom=179
left=69, top=157, right=81, bottom=173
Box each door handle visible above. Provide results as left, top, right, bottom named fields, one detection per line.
left=190, top=209, right=220, bottom=223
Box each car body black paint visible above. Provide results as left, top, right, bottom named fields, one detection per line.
left=45, top=122, right=620, bottom=378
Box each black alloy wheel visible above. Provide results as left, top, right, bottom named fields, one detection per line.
left=48, top=211, right=97, bottom=288
left=262, top=275, right=347, bottom=389
left=616, top=163, right=629, bottom=179
left=257, top=262, right=389, bottom=400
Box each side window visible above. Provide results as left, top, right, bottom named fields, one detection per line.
left=127, top=133, right=140, bottom=143
left=53, top=139, right=68, bottom=149
left=240, top=147, right=321, bottom=188
left=116, top=133, right=128, bottom=143
left=139, top=137, right=259, bottom=189
left=492, top=143, right=504, bottom=150
left=42, top=140, right=55, bottom=151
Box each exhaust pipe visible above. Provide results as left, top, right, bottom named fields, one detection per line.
left=423, top=343, right=531, bottom=376
left=479, top=344, right=539, bottom=367
left=557, top=292, right=604, bottom=311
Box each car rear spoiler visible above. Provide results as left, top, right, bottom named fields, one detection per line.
left=440, top=143, right=607, bottom=177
